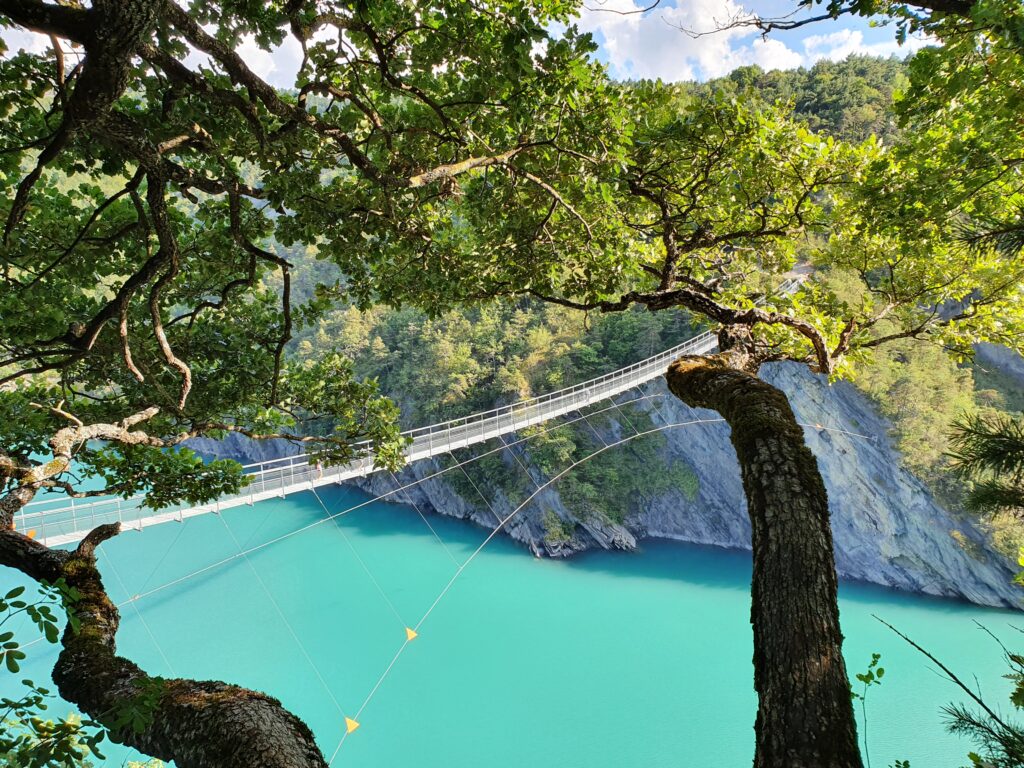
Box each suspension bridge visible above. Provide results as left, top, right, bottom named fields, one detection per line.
left=12, top=280, right=832, bottom=764
left=16, top=278, right=804, bottom=548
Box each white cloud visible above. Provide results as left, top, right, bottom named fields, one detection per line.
left=575, top=0, right=777, bottom=81
left=1, top=28, right=59, bottom=55
left=802, top=28, right=929, bottom=62
left=235, top=33, right=305, bottom=87
left=574, top=0, right=928, bottom=82
left=742, top=37, right=804, bottom=71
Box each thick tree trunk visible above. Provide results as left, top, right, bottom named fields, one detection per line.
left=0, top=525, right=329, bottom=768
left=666, top=348, right=863, bottom=768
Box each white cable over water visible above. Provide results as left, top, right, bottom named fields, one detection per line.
left=388, top=469, right=462, bottom=567
left=117, top=395, right=670, bottom=605
left=320, top=418, right=728, bottom=764
left=318, top=417, right=876, bottom=761
left=16, top=396, right=669, bottom=668
left=216, top=512, right=352, bottom=724
left=17, top=398, right=876, bottom=768
left=18, top=397, right=875, bottom=658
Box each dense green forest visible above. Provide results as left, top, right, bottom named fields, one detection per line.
left=280, top=55, right=1023, bottom=555
left=719, top=56, right=906, bottom=142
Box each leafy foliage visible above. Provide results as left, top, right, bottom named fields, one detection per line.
left=106, top=678, right=165, bottom=738
left=280, top=53, right=1020, bottom=546
left=310, top=295, right=702, bottom=523
left=721, top=56, right=907, bottom=143
left=332, top=43, right=1022, bottom=391
left=0, top=0, right=611, bottom=516
left=851, top=653, right=886, bottom=768
left=849, top=330, right=977, bottom=500
left=941, top=644, right=1024, bottom=767
left=0, top=3, right=625, bottom=764
left=0, top=583, right=105, bottom=768
left=541, top=509, right=576, bottom=546
left=297, top=296, right=697, bottom=423
left=948, top=412, right=1024, bottom=568
left=443, top=405, right=703, bottom=529
left=0, top=0, right=1018, bottom=760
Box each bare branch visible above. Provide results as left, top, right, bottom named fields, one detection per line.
left=75, top=522, right=121, bottom=559
left=144, top=172, right=191, bottom=409
left=407, top=146, right=524, bottom=188
left=874, top=615, right=1016, bottom=732
left=583, top=0, right=663, bottom=15
left=529, top=282, right=835, bottom=373
left=119, top=296, right=145, bottom=383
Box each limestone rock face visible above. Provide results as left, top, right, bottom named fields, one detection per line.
left=189, top=362, right=1023, bottom=608
left=186, top=430, right=299, bottom=466
left=632, top=363, right=1021, bottom=608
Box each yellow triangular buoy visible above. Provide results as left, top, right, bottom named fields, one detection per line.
left=345, top=717, right=360, bottom=734
left=405, top=627, right=418, bottom=641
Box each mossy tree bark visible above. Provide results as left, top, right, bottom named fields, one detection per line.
left=666, top=329, right=862, bottom=768
left=0, top=524, right=329, bottom=768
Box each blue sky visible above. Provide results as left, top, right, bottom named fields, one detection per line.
left=1, top=1, right=928, bottom=87
left=574, top=0, right=929, bottom=81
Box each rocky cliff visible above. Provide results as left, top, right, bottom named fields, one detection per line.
left=977, top=342, right=1024, bottom=385
left=189, top=362, right=1023, bottom=609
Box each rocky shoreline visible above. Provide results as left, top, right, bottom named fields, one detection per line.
left=188, top=362, right=1023, bottom=609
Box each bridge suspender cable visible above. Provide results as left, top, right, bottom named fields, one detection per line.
left=23, top=273, right=808, bottom=546
left=314, top=417, right=874, bottom=759
left=16, top=405, right=876, bottom=765
left=109, top=395, right=675, bottom=604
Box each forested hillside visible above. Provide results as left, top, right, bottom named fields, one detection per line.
left=277, top=55, right=1022, bottom=560
left=718, top=56, right=907, bottom=142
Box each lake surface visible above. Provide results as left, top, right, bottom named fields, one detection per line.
left=9, top=485, right=1022, bottom=767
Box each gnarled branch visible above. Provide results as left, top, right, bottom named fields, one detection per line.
left=0, top=523, right=330, bottom=768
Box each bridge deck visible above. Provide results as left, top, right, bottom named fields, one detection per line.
left=18, top=277, right=802, bottom=547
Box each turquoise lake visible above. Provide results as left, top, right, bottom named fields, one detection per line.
left=8, top=485, right=1023, bottom=767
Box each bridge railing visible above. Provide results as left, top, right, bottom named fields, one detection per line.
left=14, top=330, right=716, bottom=541
left=19, top=276, right=804, bottom=543
left=13, top=453, right=356, bottom=543
left=225, top=275, right=801, bottom=472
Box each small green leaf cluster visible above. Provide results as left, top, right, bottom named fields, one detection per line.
left=0, top=582, right=78, bottom=673
left=541, top=509, right=575, bottom=546
left=0, top=696, right=105, bottom=768
left=941, top=640, right=1024, bottom=767
left=852, top=652, right=886, bottom=698
left=106, top=678, right=165, bottom=737
left=520, top=406, right=698, bottom=525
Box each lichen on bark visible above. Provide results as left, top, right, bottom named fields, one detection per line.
left=0, top=524, right=330, bottom=768
left=666, top=333, right=863, bottom=768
